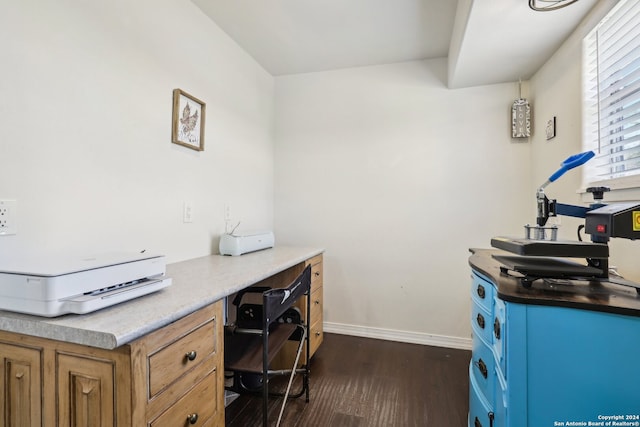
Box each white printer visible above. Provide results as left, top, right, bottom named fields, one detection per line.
left=0, top=252, right=171, bottom=317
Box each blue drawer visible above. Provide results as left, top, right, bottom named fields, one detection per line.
left=471, top=272, right=494, bottom=315
left=469, top=363, right=495, bottom=427
left=471, top=332, right=496, bottom=404
left=471, top=301, right=493, bottom=344
left=471, top=300, right=493, bottom=345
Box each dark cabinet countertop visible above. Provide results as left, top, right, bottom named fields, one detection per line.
left=469, top=248, right=640, bottom=317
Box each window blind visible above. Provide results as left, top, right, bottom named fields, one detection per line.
left=582, top=0, right=640, bottom=190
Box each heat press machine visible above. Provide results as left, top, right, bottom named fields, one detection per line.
left=490, top=151, right=640, bottom=292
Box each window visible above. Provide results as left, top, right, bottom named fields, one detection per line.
left=582, top=0, right=640, bottom=192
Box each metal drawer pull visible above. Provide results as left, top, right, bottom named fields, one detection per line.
left=187, top=413, right=199, bottom=424
left=476, top=313, right=485, bottom=329
left=494, top=318, right=501, bottom=340
left=315, top=331, right=321, bottom=337
left=314, top=271, right=320, bottom=276
left=475, top=358, right=488, bottom=379
left=185, top=351, right=197, bottom=362
left=314, top=299, right=320, bottom=305
left=474, top=412, right=494, bottom=427
left=477, top=284, right=485, bottom=299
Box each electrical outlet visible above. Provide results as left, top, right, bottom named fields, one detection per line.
left=0, top=200, right=17, bottom=235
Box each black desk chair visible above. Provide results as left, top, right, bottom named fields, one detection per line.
left=225, top=265, right=311, bottom=426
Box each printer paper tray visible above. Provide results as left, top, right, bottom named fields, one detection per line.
left=59, top=277, right=172, bottom=315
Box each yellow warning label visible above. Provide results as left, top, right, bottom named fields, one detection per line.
left=634, top=211, right=640, bottom=231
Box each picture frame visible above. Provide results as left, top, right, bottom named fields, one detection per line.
left=511, top=98, right=531, bottom=138
left=172, top=89, right=205, bottom=151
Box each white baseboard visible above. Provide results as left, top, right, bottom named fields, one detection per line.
left=323, top=322, right=472, bottom=351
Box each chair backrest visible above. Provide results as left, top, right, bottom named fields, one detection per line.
left=262, top=265, right=311, bottom=325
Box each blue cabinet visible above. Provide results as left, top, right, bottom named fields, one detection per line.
left=469, top=254, right=640, bottom=427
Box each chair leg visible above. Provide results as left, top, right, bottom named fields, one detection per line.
left=305, top=285, right=311, bottom=403
left=262, top=328, right=269, bottom=427
left=275, top=325, right=307, bottom=426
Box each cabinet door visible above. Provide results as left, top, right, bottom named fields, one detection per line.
left=57, top=353, right=116, bottom=426
left=0, top=342, right=42, bottom=427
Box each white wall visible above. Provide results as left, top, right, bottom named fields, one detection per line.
left=274, top=59, right=532, bottom=344
left=6, top=0, right=627, bottom=347
left=0, top=0, right=275, bottom=263
left=529, top=2, right=640, bottom=281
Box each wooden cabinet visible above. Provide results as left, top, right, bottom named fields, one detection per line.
left=306, top=254, right=324, bottom=357
left=137, top=301, right=224, bottom=427
left=0, top=341, right=43, bottom=427
left=0, top=300, right=224, bottom=426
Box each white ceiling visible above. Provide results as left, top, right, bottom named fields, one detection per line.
left=192, top=0, right=599, bottom=88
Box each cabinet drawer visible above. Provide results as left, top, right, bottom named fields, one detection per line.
left=310, top=261, right=323, bottom=294
left=310, top=287, right=323, bottom=326
left=309, top=319, right=323, bottom=357
left=306, top=254, right=323, bottom=269
left=297, top=287, right=323, bottom=326
left=469, top=366, right=495, bottom=427
left=471, top=272, right=494, bottom=315
left=148, top=319, right=217, bottom=397
left=471, top=299, right=493, bottom=345
left=471, top=334, right=496, bottom=404
left=149, top=372, right=218, bottom=427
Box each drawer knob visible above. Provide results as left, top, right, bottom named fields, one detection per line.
left=185, top=351, right=197, bottom=362
left=314, top=299, right=320, bottom=305
left=187, top=413, right=199, bottom=424
left=314, top=271, right=320, bottom=277
left=476, top=313, right=485, bottom=329
left=493, top=318, right=501, bottom=340
left=476, top=284, right=485, bottom=299
left=315, top=331, right=321, bottom=337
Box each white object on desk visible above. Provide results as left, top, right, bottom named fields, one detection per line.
left=219, top=231, right=275, bottom=256
left=0, top=252, right=171, bottom=317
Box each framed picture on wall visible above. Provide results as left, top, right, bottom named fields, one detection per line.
left=511, top=98, right=531, bottom=138
left=172, top=88, right=206, bottom=151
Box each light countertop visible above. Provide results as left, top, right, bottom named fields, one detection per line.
left=0, top=246, right=323, bottom=349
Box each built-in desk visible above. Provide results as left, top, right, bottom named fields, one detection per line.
left=0, top=246, right=323, bottom=426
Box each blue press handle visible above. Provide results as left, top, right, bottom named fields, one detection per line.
left=548, top=151, right=595, bottom=182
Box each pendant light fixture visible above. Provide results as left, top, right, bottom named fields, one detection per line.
left=529, top=0, right=581, bottom=11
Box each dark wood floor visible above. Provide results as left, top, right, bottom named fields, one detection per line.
left=225, top=333, right=471, bottom=426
